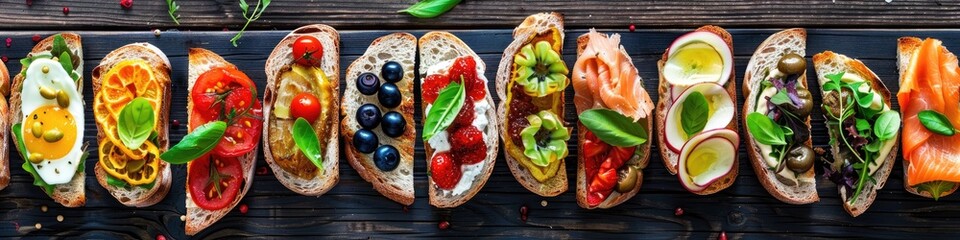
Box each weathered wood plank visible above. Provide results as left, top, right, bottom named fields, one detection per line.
left=0, top=1, right=957, bottom=30
left=1, top=28, right=960, bottom=239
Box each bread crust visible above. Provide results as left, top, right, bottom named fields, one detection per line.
left=9, top=33, right=85, bottom=207
left=340, top=33, right=417, bottom=206
left=0, top=61, right=9, bottom=191
left=495, top=12, right=569, bottom=197
left=91, top=43, right=173, bottom=207
left=741, top=28, right=819, bottom=205
left=895, top=37, right=960, bottom=199
left=262, top=24, right=340, bottom=196
left=812, top=51, right=899, bottom=217
left=655, top=26, right=739, bottom=195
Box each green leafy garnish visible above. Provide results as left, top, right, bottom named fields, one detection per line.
left=106, top=174, right=156, bottom=189
left=160, top=121, right=227, bottom=164
left=12, top=123, right=54, bottom=195
left=578, top=109, right=647, bottom=147
left=680, top=91, right=709, bottom=137
left=51, top=34, right=68, bottom=58
left=917, top=181, right=956, bottom=201
left=745, top=112, right=786, bottom=145
left=58, top=51, right=79, bottom=81
left=422, top=79, right=465, bottom=141
left=230, top=0, right=271, bottom=47
left=398, top=0, right=462, bottom=18
left=118, top=98, right=156, bottom=150
left=292, top=117, right=324, bottom=172
left=918, top=110, right=957, bottom=136
left=166, top=0, right=181, bottom=25
left=769, top=91, right=791, bottom=106
left=873, top=111, right=901, bottom=141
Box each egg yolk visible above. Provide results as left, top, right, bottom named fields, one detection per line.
left=24, top=105, right=78, bottom=160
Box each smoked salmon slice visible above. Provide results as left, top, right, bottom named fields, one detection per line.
left=900, top=38, right=960, bottom=186
left=572, top=29, right=653, bottom=120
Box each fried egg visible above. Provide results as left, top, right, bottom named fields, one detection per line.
left=21, top=58, right=85, bottom=185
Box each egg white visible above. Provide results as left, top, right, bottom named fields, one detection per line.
left=21, top=58, right=85, bottom=185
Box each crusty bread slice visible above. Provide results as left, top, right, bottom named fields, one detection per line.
left=0, top=59, right=9, bottom=191
left=185, top=48, right=258, bottom=235
left=573, top=31, right=653, bottom=209
left=655, top=26, right=739, bottom=195
left=263, top=24, right=340, bottom=196
left=418, top=31, right=499, bottom=208
left=813, top=51, right=899, bottom=217
left=895, top=37, right=960, bottom=199
left=9, top=33, right=85, bottom=207
left=341, top=33, right=417, bottom=205
left=495, top=12, right=569, bottom=197
left=91, top=43, right=173, bottom=207
left=741, top=28, right=819, bottom=204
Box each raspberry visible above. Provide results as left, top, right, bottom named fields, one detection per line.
left=450, top=125, right=483, bottom=148
left=452, top=99, right=474, bottom=128
left=422, top=74, right=450, bottom=104
left=454, top=144, right=486, bottom=165
left=430, top=152, right=461, bottom=189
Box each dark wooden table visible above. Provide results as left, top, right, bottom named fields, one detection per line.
left=1, top=1, right=959, bottom=239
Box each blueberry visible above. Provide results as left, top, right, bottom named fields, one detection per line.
left=381, top=61, right=403, bottom=83
left=373, top=145, right=400, bottom=171
left=356, top=104, right=382, bottom=129
left=378, top=83, right=401, bottom=108
left=356, top=72, right=380, bottom=95
left=353, top=129, right=379, bottom=154
left=381, top=111, right=406, bottom=138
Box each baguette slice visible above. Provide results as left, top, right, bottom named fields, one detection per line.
left=741, top=28, right=818, bottom=204
left=341, top=33, right=417, bottom=205
left=0, top=62, right=8, bottom=191
left=896, top=37, right=960, bottom=199
left=655, top=26, right=739, bottom=195
left=573, top=30, right=654, bottom=209
left=495, top=12, right=569, bottom=197
left=91, top=43, right=173, bottom=207
left=185, top=48, right=258, bottom=235
left=9, top=33, right=85, bottom=207
left=419, top=31, right=499, bottom=208
left=263, top=24, right=340, bottom=196
left=813, top=51, right=899, bottom=217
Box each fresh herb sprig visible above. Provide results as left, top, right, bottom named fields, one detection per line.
left=166, top=0, right=180, bottom=25
left=398, top=0, right=462, bottom=18
left=230, top=0, right=272, bottom=47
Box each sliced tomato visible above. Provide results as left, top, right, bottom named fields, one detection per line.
left=189, top=67, right=264, bottom=157
left=188, top=154, right=244, bottom=211
left=212, top=101, right=263, bottom=157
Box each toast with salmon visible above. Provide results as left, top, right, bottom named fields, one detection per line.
left=263, top=24, right=340, bottom=196
left=341, top=33, right=417, bottom=205
left=896, top=37, right=960, bottom=199
left=419, top=31, right=499, bottom=208
left=0, top=62, right=8, bottom=191
left=9, top=33, right=86, bottom=207
left=495, top=12, right=571, bottom=197
left=92, top=43, right=173, bottom=207
left=814, top=51, right=900, bottom=217
left=572, top=29, right=654, bottom=209
left=741, top=29, right=818, bottom=204
left=656, top=26, right=740, bottom=195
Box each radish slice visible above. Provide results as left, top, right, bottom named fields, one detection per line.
left=678, top=129, right=739, bottom=193
left=664, top=82, right=735, bottom=152
left=663, top=31, right=733, bottom=89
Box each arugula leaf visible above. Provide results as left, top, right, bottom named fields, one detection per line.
left=118, top=98, right=156, bottom=150
left=422, top=80, right=465, bottom=141
left=578, top=109, right=647, bottom=147
left=680, top=91, right=709, bottom=137
left=398, top=0, right=463, bottom=18
left=12, top=123, right=54, bottom=195
left=745, top=112, right=787, bottom=145
left=918, top=110, right=957, bottom=136
left=160, top=121, right=227, bottom=164
left=917, top=181, right=956, bottom=201
left=292, top=117, right=324, bottom=172
left=873, top=111, right=901, bottom=141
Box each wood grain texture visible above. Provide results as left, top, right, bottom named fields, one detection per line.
left=1, top=29, right=960, bottom=239
left=0, top=0, right=958, bottom=30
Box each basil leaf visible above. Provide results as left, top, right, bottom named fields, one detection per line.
left=918, top=180, right=956, bottom=201
left=118, top=98, right=156, bottom=150
left=51, top=34, right=68, bottom=58
left=12, top=123, right=55, bottom=195
left=746, top=112, right=787, bottom=145
left=874, top=111, right=901, bottom=141
left=422, top=81, right=465, bottom=141
left=398, top=0, right=462, bottom=18
left=58, top=51, right=79, bottom=82
left=856, top=91, right=874, bottom=109
left=680, top=91, right=709, bottom=136
left=579, top=109, right=648, bottom=147
left=292, top=117, right=324, bottom=171
left=769, top=91, right=791, bottom=106
left=918, top=110, right=956, bottom=136
left=160, top=121, right=227, bottom=164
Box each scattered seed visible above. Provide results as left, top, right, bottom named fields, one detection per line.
left=120, top=0, right=133, bottom=9
left=156, top=234, right=166, bottom=240
left=180, top=215, right=186, bottom=221
left=56, top=215, right=63, bottom=222
left=62, top=7, right=69, bottom=15
left=719, top=231, right=727, bottom=240
left=675, top=207, right=684, bottom=216
left=32, top=34, right=41, bottom=42
left=1, top=55, right=7, bottom=63
left=34, top=223, right=41, bottom=230
left=26, top=0, right=32, bottom=6
left=40, top=205, right=48, bottom=212
left=172, top=119, right=180, bottom=128
left=519, top=205, right=528, bottom=222
left=153, top=29, right=161, bottom=37
left=5, top=38, right=11, bottom=48
left=402, top=205, right=409, bottom=213
left=437, top=221, right=450, bottom=230
left=239, top=204, right=248, bottom=214
left=256, top=166, right=268, bottom=175
left=540, top=200, right=548, bottom=207
left=629, top=24, right=636, bottom=32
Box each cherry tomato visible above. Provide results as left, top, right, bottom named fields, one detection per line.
left=290, top=93, right=321, bottom=123
left=292, top=36, right=323, bottom=66
left=188, top=154, right=243, bottom=211
left=190, top=67, right=264, bottom=157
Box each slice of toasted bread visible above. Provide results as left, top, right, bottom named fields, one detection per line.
left=895, top=37, right=960, bottom=199
left=573, top=30, right=654, bottom=209
left=263, top=24, right=340, bottom=196
left=9, top=33, right=85, bottom=207
left=741, top=29, right=819, bottom=204
left=418, top=31, right=499, bottom=208
left=495, top=12, right=569, bottom=197
left=341, top=33, right=417, bottom=205
left=91, top=43, right=173, bottom=207
left=185, top=48, right=258, bottom=235
left=813, top=51, right=899, bottom=217
left=655, top=26, right=739, bottom=195
left=0, top=60, right=9, bottom=191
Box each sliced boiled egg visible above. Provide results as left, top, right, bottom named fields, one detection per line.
left=677, top=129, right=739, bottom=193
left=663, top=31, right=733, bottom=99
left=664, top=82, right=734, bottom=152
left=21, top=58, right=85, bottom=185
